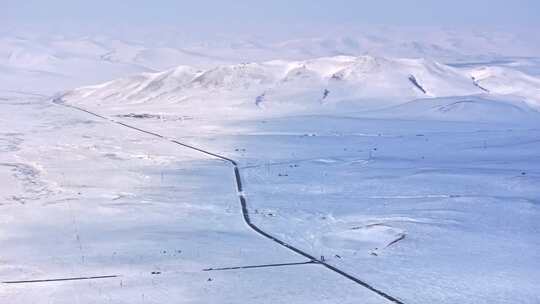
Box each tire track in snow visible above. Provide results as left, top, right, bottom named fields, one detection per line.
left=53, top=99, right=406, bottom=304
left=3, top=275, right=119, bottom=284
left=203, top=261, right=316, bottom=271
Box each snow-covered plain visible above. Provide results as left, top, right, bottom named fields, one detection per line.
left=1, top=27, right=540, bottom=303
left=1, top=94, right=391, bottom=304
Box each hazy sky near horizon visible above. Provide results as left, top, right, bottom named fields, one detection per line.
left=3, top=0, right=539, bottom=34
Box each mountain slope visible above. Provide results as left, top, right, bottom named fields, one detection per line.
left=369, top=95, right=540, bottom=123
left=61, top=55, right=486, bottom=113
left=470, top=66, right=540, bottom=109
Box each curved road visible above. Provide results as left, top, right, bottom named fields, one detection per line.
left=54, top=99, right=406, bottom=304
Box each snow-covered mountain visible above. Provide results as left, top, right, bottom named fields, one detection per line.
left=60, top=55, right=540, bottom=118
left=2, top=27, right=540, bottom=95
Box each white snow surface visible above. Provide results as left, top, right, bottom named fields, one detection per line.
left=1, top=28, right=540, bottom=304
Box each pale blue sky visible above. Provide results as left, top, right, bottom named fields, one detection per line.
left=3, top=0, right=539, bottom=33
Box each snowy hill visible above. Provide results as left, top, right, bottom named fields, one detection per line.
left=469, top=66, right=540, bottom=109
left=61, top=55, right=492, bottom=113
left=2, top=27, right=540, bottom=95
